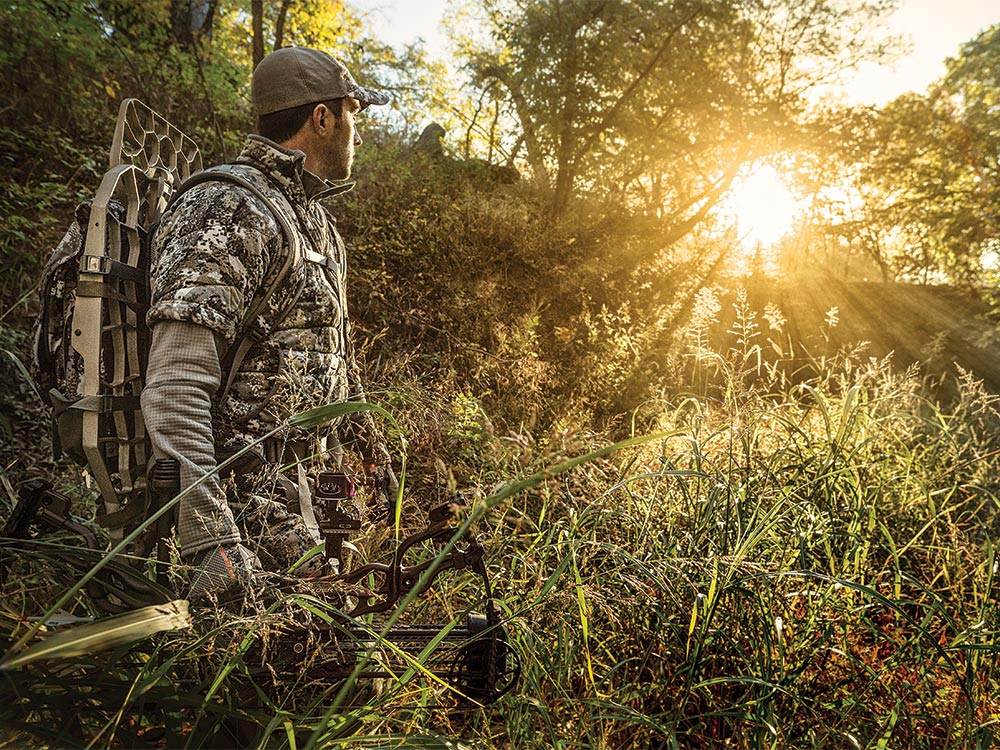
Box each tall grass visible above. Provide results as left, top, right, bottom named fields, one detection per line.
left=415, top=287, right=1000, bottom=748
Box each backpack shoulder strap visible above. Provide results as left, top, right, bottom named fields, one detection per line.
left=161, top=166, right=303, bottom=401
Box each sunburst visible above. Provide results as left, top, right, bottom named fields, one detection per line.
left=724, top=164, right=801, bottom=250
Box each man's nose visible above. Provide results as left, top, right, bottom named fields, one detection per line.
left=354, top=132, right=363, bottom=146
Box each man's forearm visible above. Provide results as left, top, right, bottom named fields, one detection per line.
left=141, top=320, right=241, bottom=557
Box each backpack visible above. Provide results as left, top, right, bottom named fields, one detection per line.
left=32, top=99, right=300, bottom=544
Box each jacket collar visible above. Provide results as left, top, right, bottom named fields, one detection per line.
left=236, top=135, right=355, bottom=204
left=301, top=169, right=355, bottom=201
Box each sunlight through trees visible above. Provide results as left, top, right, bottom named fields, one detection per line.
left=3, top=3, right=1000, bottom=748
left=723, top=163, right=803, bottom=250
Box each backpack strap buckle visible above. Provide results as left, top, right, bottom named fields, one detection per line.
left=81, top=254, right=111, bottom=274
left=80, top=254, right=144, bottom=283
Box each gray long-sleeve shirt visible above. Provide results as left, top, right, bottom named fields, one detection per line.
left=141, top=320, right=241, bottom=558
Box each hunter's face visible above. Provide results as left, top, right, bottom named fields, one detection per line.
left=324, top=97, right=362, bottom=182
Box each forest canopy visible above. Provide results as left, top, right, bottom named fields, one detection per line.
left=2, top=0, right=998, bottom=303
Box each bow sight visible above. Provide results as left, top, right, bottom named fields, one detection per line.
left=3, top=473, right=521, bottom=706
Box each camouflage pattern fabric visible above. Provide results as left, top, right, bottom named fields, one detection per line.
left=149, top=135, right=356, bottom=450
left=146, top=135, right=381, bottom=567
left=231, top=487, right=328, bottom=576
left=187, top=542, right=261, bottom=601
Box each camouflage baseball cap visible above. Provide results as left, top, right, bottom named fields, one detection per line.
left=252, top=46, right=390, bottom=116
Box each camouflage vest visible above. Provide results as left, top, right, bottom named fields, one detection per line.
left=148, top=136, right=355, bottom=448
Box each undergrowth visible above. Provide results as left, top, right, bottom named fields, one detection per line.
left=2, top=288, right=999, bottom=749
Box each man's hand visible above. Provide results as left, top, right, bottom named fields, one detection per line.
left=365, top=460, right=400, bottom=522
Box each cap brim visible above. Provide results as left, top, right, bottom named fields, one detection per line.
left=348, top=84, right=390, bottom=109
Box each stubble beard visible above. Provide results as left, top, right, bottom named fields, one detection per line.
left=329, top=152, right=352, bottom=181
left=327, top=135, right=353, bottom=181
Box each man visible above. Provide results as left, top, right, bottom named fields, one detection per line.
left=140, top=47, right=392, bottom=599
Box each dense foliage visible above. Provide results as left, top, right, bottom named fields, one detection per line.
left=2, top=1, right=1000, bottom=748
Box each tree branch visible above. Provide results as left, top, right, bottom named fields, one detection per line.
left=576, top=6, right=705, bottom=161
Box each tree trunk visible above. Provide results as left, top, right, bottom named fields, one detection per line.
left=551, top=9, right=580, bottom=219
left=481, top=64, right=549, bottom=187
left=552, top=164, right=575, bottom=218
left=488, top=99, right=500, bottom=163
left=171, top=0, right=217, bottom=46
left=252, top=0, right=265, bottom=69
left=275, top=0, right=294, bottom=50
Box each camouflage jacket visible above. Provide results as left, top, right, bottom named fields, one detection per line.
left=148, top=135, right=373, bottom=455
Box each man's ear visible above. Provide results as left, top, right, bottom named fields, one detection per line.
left=312, top=103, right=330, bottom=133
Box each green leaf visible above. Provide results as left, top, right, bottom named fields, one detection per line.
left=0, top=346, right=41, bottom=401
left=288, top=401, right=397, bottom=430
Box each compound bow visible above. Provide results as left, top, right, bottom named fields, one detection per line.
left=3, top=474, right=521, bottom=705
